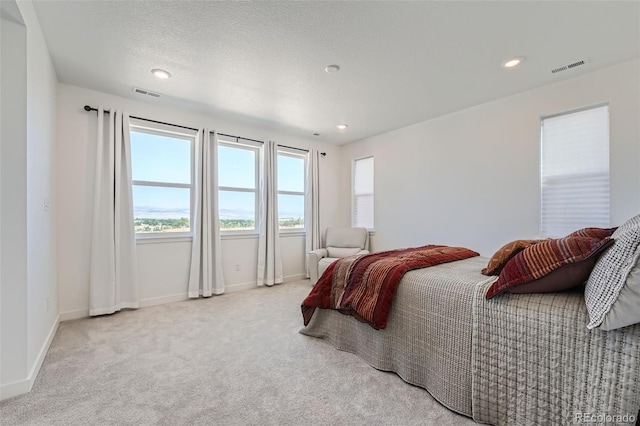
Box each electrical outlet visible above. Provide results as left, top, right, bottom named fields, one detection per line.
left=235, top=263, right=240, bottom=271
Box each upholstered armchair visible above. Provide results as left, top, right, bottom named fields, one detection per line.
left=308, top=227, right=370, bottom=283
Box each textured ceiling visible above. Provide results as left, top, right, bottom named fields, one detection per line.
left=33, top=1, right=640, bottom=145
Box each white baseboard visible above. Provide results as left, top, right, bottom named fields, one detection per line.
left=0, top=314, right=60, bottom=401
left=284, top=273, right=307, bottom=282
left=61, top=293, right=189, bottom=321
left=226, top=274, right=308, bottom=293
left=225, top=281, right=257, bottom=293
left=138, top=293, right=188, bottom=308
left=59, top=308, right=89, bottom=322
left=60, top=274, right=309, bottom=322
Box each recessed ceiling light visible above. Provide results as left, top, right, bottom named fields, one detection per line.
left=336, top=124, right=348, bottom=130
left=502, top=57, right=525, bottom=69
left=325, top=65, right=340, bottom=73
left=151, top=68, right=172, bottom=79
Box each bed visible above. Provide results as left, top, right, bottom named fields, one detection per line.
left=300, top=236, right=640, bottom=424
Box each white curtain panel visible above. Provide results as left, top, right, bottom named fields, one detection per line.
left=188, top=129, right=225, bottom=297
left=89, top=109, right=138, bottom=316
left=305, top=149, right=321, bottom=278
left=257, top=140, right=283, bottom=286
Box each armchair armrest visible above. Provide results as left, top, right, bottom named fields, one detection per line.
left=356, top=250, right=370, bottom=255
left=309, top=248, right=328, bottom=259
left=307, top=248, right=328, bottom=284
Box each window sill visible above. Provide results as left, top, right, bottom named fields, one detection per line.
left=279, top=231, right=305, bottom=238
left=221, top=233, right=259, bottom=240
left=136, top=235, right=193, bottom=244
left=136, top=231, right=306, bottom=243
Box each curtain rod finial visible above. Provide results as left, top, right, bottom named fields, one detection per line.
left=320, top=152, right=326, bottom=157
left=84, top=105, right=93, bottom=112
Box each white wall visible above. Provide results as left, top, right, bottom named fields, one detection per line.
left=23, top=0, right=58, bottom=375
left=339, top=59, right=640, bottom=257
left=56, top=84, right=342, bottom=319
left=1, top=0, right=59, bottom=400
left=1, top=14, right=29, bottom=394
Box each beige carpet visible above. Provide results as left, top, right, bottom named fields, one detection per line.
left=0, top=280, right=476, bottom=425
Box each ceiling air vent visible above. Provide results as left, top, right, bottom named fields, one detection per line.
left=132, top=87, right=161, bottom=98
left=551, top=59, right=588, bottom=74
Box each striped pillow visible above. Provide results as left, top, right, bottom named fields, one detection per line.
left=486, top=236, right=613, bottom=299
left=481, top=239, right=543, bottom=276
left=566, top=227, right=617, bottom=239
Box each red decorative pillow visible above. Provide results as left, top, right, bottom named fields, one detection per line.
left=566, top=227, right=617, bottom=239
left=485, top=236, right=614, bottom=299
left=481, top=239, right=543, bottom=276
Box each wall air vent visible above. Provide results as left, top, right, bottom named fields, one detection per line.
left=551, top=59, right=588, bottom=74
left=132, top=87, right=161, bottom=98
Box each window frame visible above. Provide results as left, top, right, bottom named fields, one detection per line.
left=129, top=119, right=196, bottom=240
left=218, top=136, right=261, bottom=236
left=352, top=156, right=374, bottom=230
left=277, top=147, right=307, bottom=234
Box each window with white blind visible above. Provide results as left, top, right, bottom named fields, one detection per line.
left=540, top=104, right=610, bottom=237
left=352, top=156, right=374, bottom=229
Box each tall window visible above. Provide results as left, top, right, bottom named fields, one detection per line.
left=540, top=104, right=610, bottom=237
left=353, top=156, right=374, bottom=229
left=130, top=121, right=195, bottom=236
left=277, top=148, right=306, bottom=231
left=218, top=137, right=260, bottom=233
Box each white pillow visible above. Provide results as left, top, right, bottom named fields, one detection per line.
left=599, top=256, right=640, bottom=330
left=585, top=214, right=640, bottom=329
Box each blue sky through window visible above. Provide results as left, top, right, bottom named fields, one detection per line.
left=277, top=155, right=304, bottom=192
left=130, top=131, right=190, bottom=184
left=218, top=145, right=255, bottom=188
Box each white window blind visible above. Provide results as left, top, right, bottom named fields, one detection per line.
left=353, top=156, right=374, bottom=229
left=540, top=104, right=610, bottom=237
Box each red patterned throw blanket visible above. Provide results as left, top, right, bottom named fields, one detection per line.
left=301, top=245, right=479, bottom=329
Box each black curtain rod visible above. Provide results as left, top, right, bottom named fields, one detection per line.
left=217, top=135, right=309, bottom=154
left=217, top=133, right=264, bottom=145
left=84, top=105, right=324, bottom=156
left=278, top=144, right=309, bottom=153
left=84, top=105, right=198, bottom=132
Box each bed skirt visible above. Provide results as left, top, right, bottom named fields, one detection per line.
left=300, top=257, right=495, bottom=417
